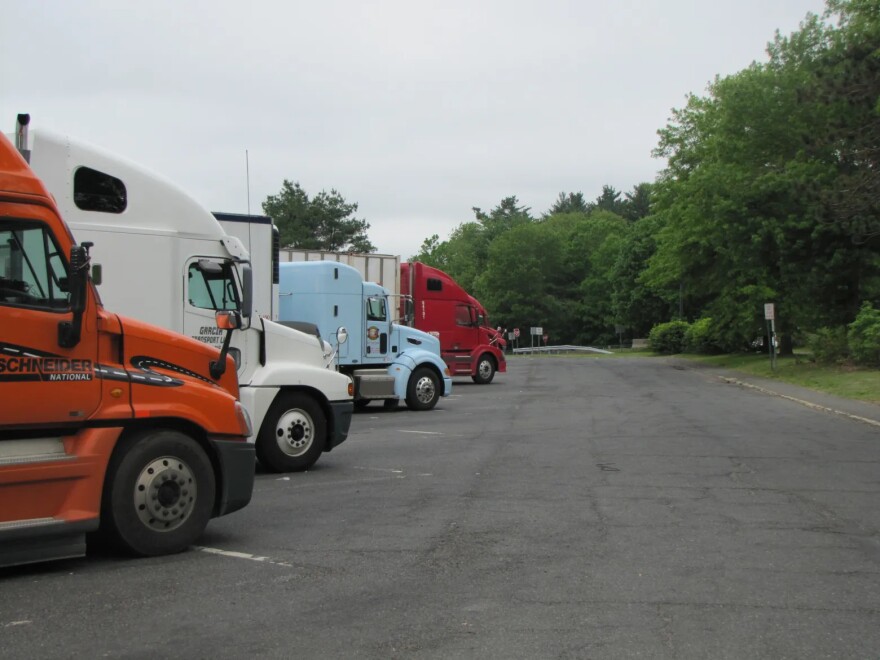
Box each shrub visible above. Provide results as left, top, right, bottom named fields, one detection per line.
left=684, top=317, right=722, bottom=354
left=807, top=326, right=849, bottom=364
left=848, top=303, right=880, bottom=367
left=649, top=320, right=690, bottom=354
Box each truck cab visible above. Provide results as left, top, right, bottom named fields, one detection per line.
left=20, top=125, right=354, bottom=473
left=468, top=294, right=507, bottom=352
left=279, top=261, right=452, bottom=410
left=401, top=261, right=506, bottom=384
left=0, top=126, right=254, bottom=567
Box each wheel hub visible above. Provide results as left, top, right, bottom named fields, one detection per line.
left=275, top=409, right=314, bottom=457
left=134, top=457, right=197, bottom=532
left=416, top=376, right=436, bottom=404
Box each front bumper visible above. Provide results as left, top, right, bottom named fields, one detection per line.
left=326, top=400, right=354, bottom=451
left=209, top=437, right=256, bottom=516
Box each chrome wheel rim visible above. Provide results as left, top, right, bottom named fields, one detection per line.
left=478, top=360, right=492, bottom=380
left=275, top=408, right=314, bottom=457
left=415, top=375, right=436, bottom=405
left=134, top=456, right=197, bottom=532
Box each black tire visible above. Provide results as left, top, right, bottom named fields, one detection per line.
left=256, top=392, right=326, bottom=472
left=383, top=398, right=399, bottom=411
left=354, top=398, right=371, bottom=410
left=405, top=367, right=441, bottom=411
left=100, top=429, right=215, bottom=557
left=471, top=354, right=496, bottom=384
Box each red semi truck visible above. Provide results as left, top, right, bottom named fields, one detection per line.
left=401, top=261, right=506, bottom=384
left=0, top=121, right=254, bottom=567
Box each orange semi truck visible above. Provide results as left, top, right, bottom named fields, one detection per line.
left=0, top=126, right=254, bottom=567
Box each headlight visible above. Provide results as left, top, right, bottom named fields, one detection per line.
left=234, top=401, right=253, bottom=437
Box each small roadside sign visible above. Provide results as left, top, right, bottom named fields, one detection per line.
left=531, top=327, right=543, bottom=336
left=764, top=303, right=775, bottom=320
left=543, top=334, right=548, bottom=343
left=513, top=328, right=520, bottom=338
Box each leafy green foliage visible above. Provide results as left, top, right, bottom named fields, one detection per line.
left=480, top=223, right=563, bottom=334
left=263, top=180, right=375, bottom=252
left=405, top=1, right=880, bottom=361
left=649, top=320, right=690, bottom=354
left=645, top=3, right=880, bottom=352
left=848, top=302, right=880, bottom=365
left=611, top=213, right=675, bottom=338
left=684, top=318, right=723, bottom=354
left=547, top=192, right=589, bottom=216
left=807, top=327, right=850, bottom=364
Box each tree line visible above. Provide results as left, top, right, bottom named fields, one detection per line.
left=265, top=0, right=880, bottom=357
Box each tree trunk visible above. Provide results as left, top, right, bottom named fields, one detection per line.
left=779, top=333, right=794, bottom=357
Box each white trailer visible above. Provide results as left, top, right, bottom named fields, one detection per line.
left=22, top=127, right=354, bottom=473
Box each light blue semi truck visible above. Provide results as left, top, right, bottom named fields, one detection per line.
left=279, top=261, right=453, bottom=411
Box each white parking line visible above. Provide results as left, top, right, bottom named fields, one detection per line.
left=397, top=430, right=444, bottom=435
left=352, top=466, right=404, bottom=473
left=194, top=546, right=292, bottom=567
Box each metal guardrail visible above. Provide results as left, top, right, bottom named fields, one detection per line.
left=512, top=345, right=614, bottom=355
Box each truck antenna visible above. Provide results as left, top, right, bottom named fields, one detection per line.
left=246, top=149, right=251, bottom=215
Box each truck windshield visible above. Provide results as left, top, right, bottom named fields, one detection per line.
left=187, top=260, right=240, bottom=311
left=0, top=220, right=69, bottom=309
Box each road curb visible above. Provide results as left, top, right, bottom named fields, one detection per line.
left=717, top=376, right=880, bottom=429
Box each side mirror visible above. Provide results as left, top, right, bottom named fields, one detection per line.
left=240, top=264, right=253, bottom=319
left=322, top=326, right=349, bottom=369
left=68, top=245, right=89, bottom=314
left=402, top=297, right=414, bottom=325
left=210, top=310, right=242, bottom=379
left=58, top=243, right=90, bottom=348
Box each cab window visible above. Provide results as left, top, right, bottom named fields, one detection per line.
left=0, top=220, right=69, bottom=310
left=366, top=296, right=387, bottom=322
left=74, top=166, right=127, bottom=214
left=455, top=304, right=474, bottom=327
left=187, top=260, right=240, bottom=311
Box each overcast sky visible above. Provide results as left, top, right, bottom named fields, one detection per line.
left=2, top=0, right=827, bottom=259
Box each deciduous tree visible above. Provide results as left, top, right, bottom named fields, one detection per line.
left=263, top=180, right=375, bottom=252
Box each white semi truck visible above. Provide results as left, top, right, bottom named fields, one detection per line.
left=19, top=123, right=354, bottom=473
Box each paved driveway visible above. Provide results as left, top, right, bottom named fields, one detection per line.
left=2, top=357, right=879, bottom=658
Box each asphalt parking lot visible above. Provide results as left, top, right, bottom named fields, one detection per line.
left=2, top=356, right=880, bottom=659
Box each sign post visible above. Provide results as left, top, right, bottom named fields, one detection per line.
left=764, top=303, right=776, bottom=371
left=530, top=327, right=543, bottom=350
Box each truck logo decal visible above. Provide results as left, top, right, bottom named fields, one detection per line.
left=0, top=344, right=210, bottom=388
left=130, top=356, right=213, bottom=387
left=0, top=343, right=94, bottom=382
left=194, top=326, right=224, bottom=346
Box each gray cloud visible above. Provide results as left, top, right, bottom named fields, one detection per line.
left=1, top=0, right=826, bottom=258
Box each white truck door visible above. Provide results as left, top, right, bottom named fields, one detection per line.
left=183, top=257, right=249, bottom=374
